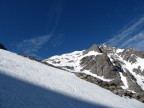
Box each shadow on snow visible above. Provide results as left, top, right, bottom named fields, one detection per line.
left=0, top=72, right=109, bottom=108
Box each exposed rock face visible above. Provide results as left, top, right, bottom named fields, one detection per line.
left=80, top=54, right=119, bottom=79
left=123, top=70, right=143, bottom=93
left=0, top=43, right=7, bottom=50
left=133, top=66, right=144, bottom=76
left=44, top=44, right=144, bottom=102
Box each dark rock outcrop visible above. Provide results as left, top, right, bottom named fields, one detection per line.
left=0, top=43, right=7, bottom=50
left=133, top=66, right=144, bottom=76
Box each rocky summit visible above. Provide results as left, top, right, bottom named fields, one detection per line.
left=44, top=44, right=144, bottom=102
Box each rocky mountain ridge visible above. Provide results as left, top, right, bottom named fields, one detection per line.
left=44, top=44, right=144, bottom=102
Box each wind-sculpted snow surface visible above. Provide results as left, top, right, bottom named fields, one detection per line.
left=0, top=49, right=144, bottom=108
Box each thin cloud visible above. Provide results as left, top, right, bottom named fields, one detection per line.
left=18, top=35, right=51, bottom=55
left=106, top=16, right=144, bottom=51
left=120, top=32, right=144, bottom=50
left=48, top=0, right=64, bottom=35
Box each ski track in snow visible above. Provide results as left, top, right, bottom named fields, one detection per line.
left=0, top=49, right=144, bottom=108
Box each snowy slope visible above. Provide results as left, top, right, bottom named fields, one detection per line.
left=0, top=49, right=144, bottom=108
left=46, top=51, right=83, bottom=71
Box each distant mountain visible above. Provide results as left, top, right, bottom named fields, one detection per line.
left=44, top=44, right=144, bottom=102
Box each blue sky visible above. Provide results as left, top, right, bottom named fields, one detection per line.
left=1, top=0, right=144, bottom=59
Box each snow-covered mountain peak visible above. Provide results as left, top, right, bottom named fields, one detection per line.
left=83, top=44, right=102, bottom=54
left=99, top=44, right=118, bottom=53
left=44, top=44, right=144, bottom=99
left=44, top=45, right=103, bottom=72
